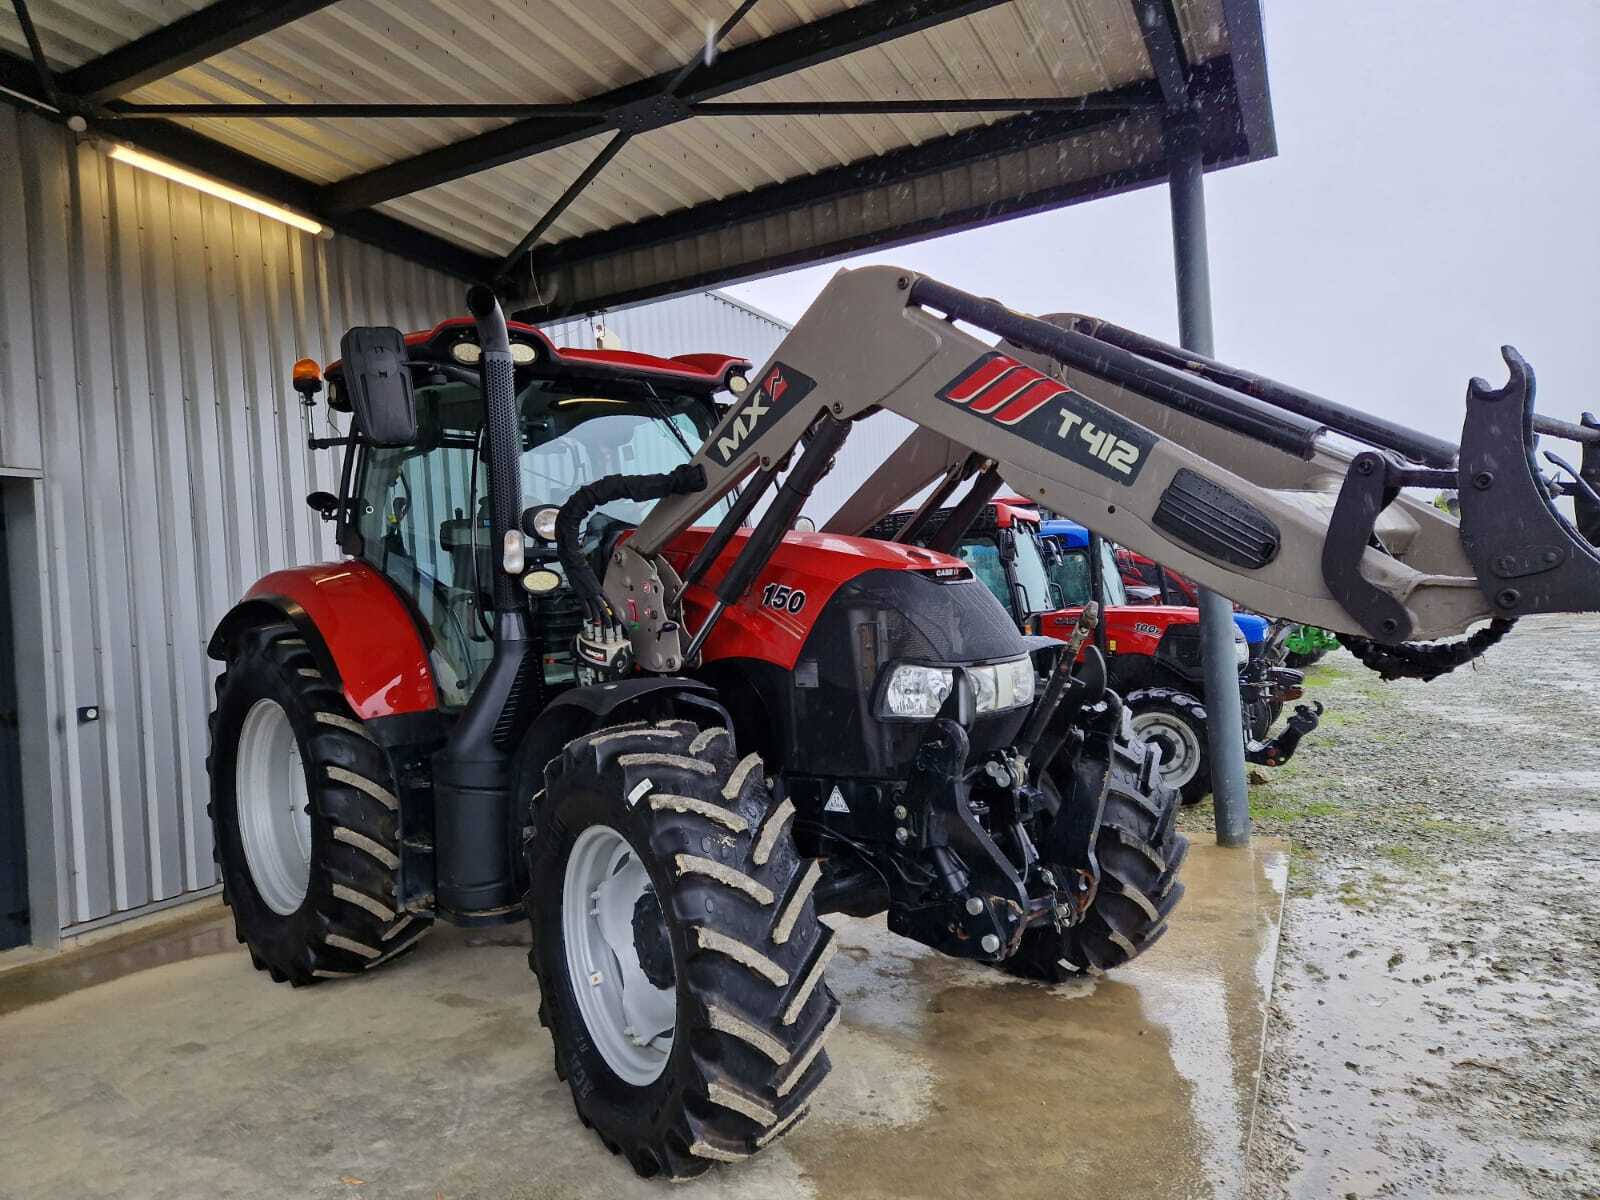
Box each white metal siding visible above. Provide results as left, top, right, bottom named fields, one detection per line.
left=0, top=107, right=464, bottom=931
left=538, top=290, right=790, bottom=365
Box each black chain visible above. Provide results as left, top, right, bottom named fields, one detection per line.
left=1337, top=618, right=1516, bottom=682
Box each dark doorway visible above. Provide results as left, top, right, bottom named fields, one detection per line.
left=0, top=498, right=28, bottom=950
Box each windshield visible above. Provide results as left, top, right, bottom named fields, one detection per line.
left=955, top=525, right=1054, bottom=619
left=351, top=375, right=725, bottom=705
left=357, top=376, right=721, bottom=562
left=1048, top=539, right=1128, bottom=607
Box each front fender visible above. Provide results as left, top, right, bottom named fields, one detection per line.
left=544, top=675, right=719, bottom=721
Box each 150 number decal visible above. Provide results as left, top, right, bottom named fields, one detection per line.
left=761, top=583, right=807, bottom=614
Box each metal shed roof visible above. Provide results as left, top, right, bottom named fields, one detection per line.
left=0, top=0, right=1274, bottom=319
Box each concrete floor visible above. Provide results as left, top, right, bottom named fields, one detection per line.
left=0, top=835, right=1286, bottom=1200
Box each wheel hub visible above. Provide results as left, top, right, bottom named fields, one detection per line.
left=1131, top=709, right=1203, bottom=789
left=631, top=889, right=676, bottom=991
left=561, top=824, right=677, bottom=1085
left=235, top=698, right=313, bottom=916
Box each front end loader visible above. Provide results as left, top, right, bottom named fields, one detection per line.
left=206, top=268, right=1600, bottom=1178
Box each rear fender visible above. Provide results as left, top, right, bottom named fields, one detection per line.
left=207, top=562, right=437, bottom=719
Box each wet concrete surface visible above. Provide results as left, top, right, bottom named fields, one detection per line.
left=1202, top=615, right=1600, bottom=1200
left=0, top=836, right=1284, bottom=1200
left=0, top=903, right=231, bottom=1018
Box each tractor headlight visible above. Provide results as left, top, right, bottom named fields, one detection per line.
left=879, top=657, right=1034, bottom=719
left=882, top=665, right=954, bottom=718
left=1234, top=627, right=1249, bottom=668
left=986, top=656, right=1036, bottom=710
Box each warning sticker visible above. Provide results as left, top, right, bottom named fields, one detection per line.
left=822, top=786, right=850, bottom=814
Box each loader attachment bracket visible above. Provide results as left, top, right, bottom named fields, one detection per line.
left=1456, top=348, right=1600, bottom=619
left=1321, top=450, right=1415, bottom=641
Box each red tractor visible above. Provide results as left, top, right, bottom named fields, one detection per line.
left=206, top=270, right=1600, bottom=1177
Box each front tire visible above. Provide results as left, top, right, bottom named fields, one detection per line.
left=207, top=624, right=428, bottom=985
left=1004, top=729, right=1188, bottom=982
left=1127, top=688, right=1212, bottom=806
left=527, top=720, right=838, bottom=1179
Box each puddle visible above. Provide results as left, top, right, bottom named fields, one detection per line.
left=791, top=838, right=1287, bottom=1200
left=1527, top=807, right=1600, bottom=834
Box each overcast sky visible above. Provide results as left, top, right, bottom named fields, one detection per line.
left=725, top=1, right=1599, bottom=445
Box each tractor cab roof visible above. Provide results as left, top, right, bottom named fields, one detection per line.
left=323, top=315, right=750, bottom=410
left=873, top=496, right=1041, bottom=541
left=1039, top=519, right=1091, bottom=550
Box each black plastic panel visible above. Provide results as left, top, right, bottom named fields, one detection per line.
left=1153, top=468, right=1280, bottom=569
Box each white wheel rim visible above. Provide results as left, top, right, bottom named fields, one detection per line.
left=1132, top=709, right=1204, bottom=789
left=235, top=698, right=313, bottom=915
left=562, top=824, right=677, bottom=1086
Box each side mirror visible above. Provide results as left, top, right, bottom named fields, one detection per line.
left=996, top=528, right=1017, bottom=561
left=306, top=490, right=340, bottom=521
left=339, top=326, right=418, bottom=447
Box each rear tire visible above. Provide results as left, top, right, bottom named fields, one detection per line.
left=526, top=720, right=838, bottom=1179
left=1004, top=730, right=1188, bottom=982
left=1127, top=688, right=1212, bottom=806
left=207, top=624, right=428, bottom=985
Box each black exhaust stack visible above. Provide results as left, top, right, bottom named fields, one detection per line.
left=432, top=285, right=531, bottom=923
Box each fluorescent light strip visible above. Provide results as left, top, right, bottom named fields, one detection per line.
left=108, top=144, right=326, bottom=236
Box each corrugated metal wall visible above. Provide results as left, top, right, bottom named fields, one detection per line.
left=0, top=108, right=465, bottom=933
left=0, top=107, right=805, bottom=938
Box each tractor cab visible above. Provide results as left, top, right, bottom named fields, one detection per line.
left=1036, top=517, right=1128, bottom=610
left=315, top=318, right=747, bottom=709
left=865, top=497, right=1063, bottom=632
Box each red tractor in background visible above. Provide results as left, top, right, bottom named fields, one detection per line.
left=867, top=500, right=1319, bottom=804
left=1116, top=543, right=1342, bottom=669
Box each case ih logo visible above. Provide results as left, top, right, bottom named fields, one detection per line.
left=937, top=351, right=1156, bottom=485
left=713, top=362, right=816, bottom=465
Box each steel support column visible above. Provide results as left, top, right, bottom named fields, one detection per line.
left=1166, top=114, right=1251, bottom=847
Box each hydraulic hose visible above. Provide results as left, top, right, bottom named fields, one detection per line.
left=553, top=464, right=707, bottom=622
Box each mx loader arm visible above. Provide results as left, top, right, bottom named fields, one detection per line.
left=621, top=266, right=1600, bottom=665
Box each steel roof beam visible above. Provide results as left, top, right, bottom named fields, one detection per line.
left=319, top=0, right=1015, bottom=214
left=1133, top=0, right=1191, bottom=110
left=59, top=0, right=340, bottom=102
left=499, top=130, right=631, bottom=274
left=105, top=95, right=1159, bottom=119
left=8, top=0, right=61, bottom=109
left=524, top=78, right=1166, bottom=276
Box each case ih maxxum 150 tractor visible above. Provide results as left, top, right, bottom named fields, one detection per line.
left=208, top=270, right=1600, bottom=1177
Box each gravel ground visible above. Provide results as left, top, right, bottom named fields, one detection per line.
left=1180, top=615, right=1600, bottom=1199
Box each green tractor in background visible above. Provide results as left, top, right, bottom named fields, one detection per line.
left=1283, top=625, right=1341, bottom=669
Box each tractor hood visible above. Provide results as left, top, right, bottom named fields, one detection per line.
left=660, top=528, right=976, bottom=671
